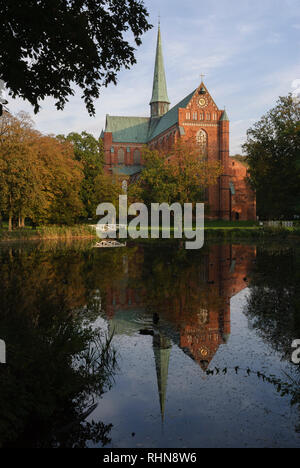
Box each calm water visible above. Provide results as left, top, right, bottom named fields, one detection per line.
left=0, top=239, right=300, bottom=448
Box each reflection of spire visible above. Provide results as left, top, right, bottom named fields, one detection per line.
left=153, top=331, right=171, bottom=422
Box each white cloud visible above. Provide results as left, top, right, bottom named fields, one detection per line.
left=237, top=23, right=260, bottom=35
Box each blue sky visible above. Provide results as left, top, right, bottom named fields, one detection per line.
left=5, top=0, right=300, bottom=154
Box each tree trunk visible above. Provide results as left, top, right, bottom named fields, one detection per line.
left=8, top=213, right=12, bottom=231
left=21, top=217, right=25, bottom=228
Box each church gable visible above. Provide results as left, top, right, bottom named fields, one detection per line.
left=178, top=83, right=222, bottom=127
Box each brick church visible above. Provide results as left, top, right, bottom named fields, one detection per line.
left=101, top=26, right=256, bottom=221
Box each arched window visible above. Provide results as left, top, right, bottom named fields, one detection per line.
left=118, top=148, right=125, bottom=164
left=206, top=112, right=211, bottom=121
left=196, top=129, right=207, bottom=156
left=133, top=149, right=141, bottom=165
left=199, top=112, right=204, bottom=121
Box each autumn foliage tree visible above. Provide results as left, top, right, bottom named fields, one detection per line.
left=0, top=112, right=84, bottom=229
left=34, top=135, right=84, bottom=225
left=129, top=138, right=223, bottom=207
left=0, top=112, right=45, bottom=230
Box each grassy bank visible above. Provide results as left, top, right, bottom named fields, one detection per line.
left=0, top=222, right=299, bottom=242
left=0, top=225, right=97, bottom=242
left=204, top=226, right=300, bottom=240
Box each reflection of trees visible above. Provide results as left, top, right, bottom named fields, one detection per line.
left=0, top=244, right=117, bottom=448
left=245, top=245, right=300, bottom=360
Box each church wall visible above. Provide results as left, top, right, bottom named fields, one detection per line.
left=229, top=160, right=257, bottom=221
left=102, top=132, right=145, bottom=173
left=176, top=87, right=229, bottom=219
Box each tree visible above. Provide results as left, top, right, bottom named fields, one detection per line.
left=58, top=132, right=105, bottom=219
left=34, top=135, right=84, bottom=225
left=129, top=138, right=223, bottom=207
left=243, top=95, right=300, bottom=219
left=0, top=112, right=45, bottom=230
left=0, top=112, right=84, bottom=228
left=94, top=172, right=122, bottom=213
left=0, top=0, right=151, bottom=115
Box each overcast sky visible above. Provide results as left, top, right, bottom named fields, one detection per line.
left=5, top=0, right=300, bottom=154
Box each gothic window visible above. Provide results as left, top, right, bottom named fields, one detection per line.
left=193, top=112, right=197, bottom=120
left=133, top=149, right=141, bottom=164
left=196, top=129, right=207, bottom=156
left=186, top=112, right=191, bottom=120
left=206, top=112, right=211, bottom=121
left=213, top=112, right=218, bottom=121
left=118, top=148, right=125, bottom=164
left=199, top=112, right=204, bottom=120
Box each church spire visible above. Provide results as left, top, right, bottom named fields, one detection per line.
left=150, top=25, right=170, bottom=118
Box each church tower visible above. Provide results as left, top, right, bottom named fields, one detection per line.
left=150, top=25, right=170, bottom=118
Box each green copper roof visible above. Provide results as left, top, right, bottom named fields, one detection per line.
left=111, top=165, right=142, bottom=176
left=149, top=89, right=196, bottom=140
left=220, top=109, right=229, bottom=121
left=105, top=115, right=150, bottom=143
left=104, top=88, right=199, bottom=143
left=150, top=27, right=170, bottom=105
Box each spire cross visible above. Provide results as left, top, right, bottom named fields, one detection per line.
left=200, top=73, right=205, bottom=82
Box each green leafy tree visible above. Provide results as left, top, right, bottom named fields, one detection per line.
left=129, top=138, right=223, bottom=207
left=243, top=95, right=300, bottom=219
left=0, top=0, right=151, bottom=115
left=58, top=132, right=105, bottom=219
left=94, top=172, right=122, bottom=214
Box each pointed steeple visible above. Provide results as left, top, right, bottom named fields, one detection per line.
left=150, top=25, right=170, bottom=118
left=220, top=109, right=229, bottom=121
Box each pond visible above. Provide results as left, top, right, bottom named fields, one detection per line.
left=0, top=239, right=299, bottom=448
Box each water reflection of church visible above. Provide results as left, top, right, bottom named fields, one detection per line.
left=104, top=244, right=255, bottom=420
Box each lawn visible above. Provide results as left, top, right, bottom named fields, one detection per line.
left=204, top=220, right=259, bottom=229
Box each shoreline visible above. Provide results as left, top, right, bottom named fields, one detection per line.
left=0, top=225, right=299, bottom=243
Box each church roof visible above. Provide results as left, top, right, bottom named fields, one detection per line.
left=149, top=89, right=196, bottom=140
left=104, top=89, right=197, bottom=144
left=105, top=115, right=150, bottom=143
left=220, top=109, right=229, bottom=121
left=150, top=26, right=170, bottom=105
left=111, top=165, right=142, bottom=176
